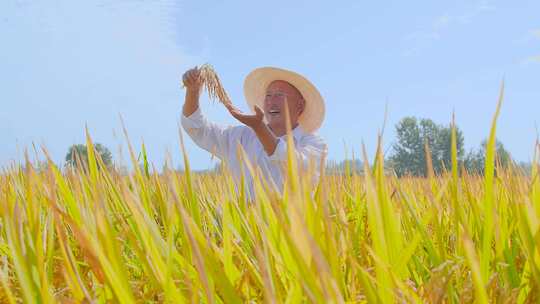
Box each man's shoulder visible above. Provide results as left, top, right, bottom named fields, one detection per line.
left=299, top=131, right=327, bottom=148
left=300, top=130, right=325, bottom=141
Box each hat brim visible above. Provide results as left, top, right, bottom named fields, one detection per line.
left=243, top=67, right=325, bottom=134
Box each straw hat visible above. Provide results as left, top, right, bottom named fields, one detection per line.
left=243, top=67, right=325, bottom=134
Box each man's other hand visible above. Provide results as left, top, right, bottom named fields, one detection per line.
left=226, top=104, right=265, bottom=130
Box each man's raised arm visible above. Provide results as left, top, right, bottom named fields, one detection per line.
left=180, top=67, right=238, bottom=160
left=182, top=67, right=202, bottom=117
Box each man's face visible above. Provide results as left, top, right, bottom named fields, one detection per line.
left=263, top=80, right=305, bottom=131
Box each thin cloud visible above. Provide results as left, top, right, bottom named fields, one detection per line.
left=401, top=0, right=496, bottom=56
left=521, top=29, right=540, bottom=64
left=519, top=55, right=540, bottom=65
left=0, top=0, right=202, bottom=166
left=532, top=29, right=540, bottom=39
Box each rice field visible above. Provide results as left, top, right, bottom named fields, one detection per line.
left=1, top=93, right=540, bottom=303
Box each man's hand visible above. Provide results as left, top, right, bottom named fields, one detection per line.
left=226, top=104, right=265, bottom=130
left=182, top=67, right=202, bottom=94
left=226, top=104, right=279, bottom=155
left=182, top=67, right=203, bottom=117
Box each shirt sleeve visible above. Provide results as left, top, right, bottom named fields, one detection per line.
left=181, top=107, right=238, bottom=160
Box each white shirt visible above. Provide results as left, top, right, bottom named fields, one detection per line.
left=181, top=108, right=327, bottom=198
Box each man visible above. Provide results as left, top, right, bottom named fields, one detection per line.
left=181, top=66, right=327, bottom=198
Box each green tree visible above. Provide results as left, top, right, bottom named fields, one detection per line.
left=464, top=139, right=512, bottom=174
left=389, top=117, right=465, bottom=177
left=65, top=143, right=113, bottom=169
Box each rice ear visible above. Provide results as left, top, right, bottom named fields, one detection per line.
left=198, top=64, right=232, bottom=106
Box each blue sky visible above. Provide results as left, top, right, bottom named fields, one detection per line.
left=1, top=0, right=539, bottom=170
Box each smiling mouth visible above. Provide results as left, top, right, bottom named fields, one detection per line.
left=268, top=110, right=281, bottom=116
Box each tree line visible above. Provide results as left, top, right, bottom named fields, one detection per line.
left=387, top=116, right=516, bottom=177
left=60, top=116, right=531, bottom=177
